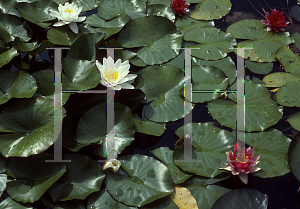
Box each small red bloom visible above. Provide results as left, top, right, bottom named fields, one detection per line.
left=171, top=0, right=189, bottom=16
left=220, top=143, right=261, bottom=184
left=261, top=9, right=289, bottom=32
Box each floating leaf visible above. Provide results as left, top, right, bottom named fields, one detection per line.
left=48, top=153, right=105, bottom=202
left=183, top=28, right=236, bottom=60
left=0, top=47, right=19, bottom=68
left=0, top=197, right=33, bottom=209
left=169, top=186, right=198, bottom=209
left=84, top=13, right=131, bottom=28
left=143, top=196, right=179, bottom=209
left=72, top=0, right=101, bottom=12
left=292, top=32, right=300, bottom=49
left=0, top=97, right=66, bottom=157
left=288, top=135, right=300, bottom=181
left=147, top=4, right=175, bottom=22
left=0, top=173, right=7, bottom=197
left=275, top=46, right=300, bottom=77
left=12, top=38, right=38, bottom=52
left=211, top=188, right=268, bottom=209
left=47, top=26, right=80, bottom=46
left=173, top=123, right=236, bottom=177
left=190, top=0, right=232, bottom=20
left=6, top=152, right=66, bottom=203
left=105, top=154, right=174, bottom=207
left=0, top=70, right=37, bottom=105
left=226, top=19, right=294, bottom=62
left=0, top=0, right=20, bottom=17
left=262, top=72, right=300, bottom=87
left=287, top=112, right=300, bottom=131
left=245, top=60, right=273, bottom=74
left=175, top=15, right=214, bottom=35
left=208, top=80, right=282, bottom=132
left=276, top=81, right=300, bottom=107
left=152, top=147, right=193, bottom=184
left=135, top=119, right=166, bottom=136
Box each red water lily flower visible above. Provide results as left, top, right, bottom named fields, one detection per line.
left=220, top=143, right=261, bottom=184
left=261, top=9, right=289, bottom=32
left=171, top=0, right=189, bottom=16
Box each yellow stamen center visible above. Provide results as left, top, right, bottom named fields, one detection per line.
left=106, top=68, right=119, bottom=82
left=236, top=153, right=250, bottom=164
left=64, top=9, right=74, bottom=14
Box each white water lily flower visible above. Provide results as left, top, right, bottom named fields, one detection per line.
left=102, top=158, right=121, bottom=172
left=51, top=2, right=86, bottom=34
left=96, top=57, right=137, bottom=90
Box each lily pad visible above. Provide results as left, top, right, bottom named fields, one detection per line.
left=0, top=173, right=7, bottom=197
left=226, top=19, right=294, bottom=62
left=75, top=103, right=135, bottom=157
left=147, top=4, right=175, bottom=22
left=175, top=15, right=214, bottom=35
left=12, top=38, right=38, bottom=52
left=84, top=13, right=131, bottom=28
left=143, top=196, right=179, bottom=209
left=190, top=65, right=229, bottom=103
left=183, top=28, right=236, bottom=60
left=72, top=0, right=101, bottom=12
left=0, top=197, right=33, bottom=209
left=262, top=72, right=300, bottom=87
left=0, top=70, right=37, bottom=105
left=287, top=112, right=300, bottom=131
left=190, top=0, right=232, bottom=20
left=169, top=186, right=198, bottom=209
left=211, top=188, right=268, bottom=209
left=16, top=0, right=58, bottom=27
left=135, top=119, right=166, bottom=136
left=118, top=15, right=176, bottom=48
left=0, top=13, right=32, bottom=43
left=208, top=80, right=283, bottom=132
left=47, top=26, right=80, bottom=46
left=152, top=147, right=193, bottom=184
left=275, top=46, right=300, bottom=77
left=0, top=97, right=66, bottom=157
left=0, top=0, right=20, bottom=17
left=105, top=154, right=174, bottom=207
left=292, top=32, right=300, bottom=49
left=138, top=65, right=193, bottom=122
left=288, top=134, right=300, bottom=181
left=6, top=152, right=66, bottom=203
left=88, top=189, right=138, bottom=209
left=244, top=129, right=291, bottom=178
left=245, top=59, right=273, bottom=74
left=0, top=47, right=19, bottom=68
left=276, top=81, right=300, bottom=107
left=173, top=123, right=236, bottom=178
left=48, top=153, right=105, bottom=202
left=180, top=175, right=231, bottom=209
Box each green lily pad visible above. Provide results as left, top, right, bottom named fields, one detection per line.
left=105, top=154, right=174, bottom=207
left=0, top=97, right=66, bottom=157
left=12, top=38, right=38, bottom=52
left=130, top=56, right=147, bottom=67
left=173, top=123, right=236, bottom=178
left=244, top=129, right=291, bottom=178
left=134, top=119, right=166, bottom=136
left=275, top=46, right=300, bottom=77
left=75, top=103, right=135, bottom=157
left=53, top=200, right=86, bottom=209
left=31, top=70, right=71, bottom=105
left=6, top=152, right=66, bottom=203
left=146, top=0, right=170, bottom=6
left=175, top=15, right=214, bottom=35
left=118, top=15, right=176, bottom=48
left=147, top=4, right=175, bottom=22
left=0, top=0, right=20, bottom=17
left=0, top=13, right=32, bottom=43
left=143, top=196, right=179, bottom=209
left=180, top=175, right=231, bottom=209
left=72, top=0, right=101, bottom=12
left=47, top=26, right=80, bottom=46
left=62, top=58, right=100, bottom=90
left=226, top=19, right=294, bottom=62
left=0, top=70, right=37, bottom=105
left=0, top=155, right=6, bottom=173
left=211, top=188, right=268, bottom=209
left=276, top=81, right=300, bottom=107
left=88, top=189, right=138, bottom=209
left=136, top=32, right=182, bottom=65
left=67, top=33, right=105, bottom=61
left=48, top=153, right=105, bottom=202
left=0, top=198, right=33, bottom=209
left=245, top=60, right=273, bottom=74
left=292, top=32, right=300, bottom=49
left=190, top=0, right=232, bottom=20
left=288, top=134, right=300, bottom=181
left=290, top=5, right=300, bottom=22
left=0, top=173, right=7, bottom=197
left=287, top=112, right=300, bottom=131
left=208, top=80, right=283, bottom=132
left=183, top=28, right=236, bottom=60
left=190, top=65, right=229, bottom=103
left=152, top=147, right=193, bottom=184
left=262, top=72, right=300, bottom=87
left=16, top=0, right=58, bottom=28
left=84, top=13, right=131, bottom=28
left=0, top=47, right=19, bottom=68
left=138, top=65, right=193, bottom=122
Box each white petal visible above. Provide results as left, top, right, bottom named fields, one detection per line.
left=74, top=16, right=86, bottom=22
left=119, top=83, right=135, bottom=89
left=53, top=21, right=66, bottom=27
left=114, top=85, right=122, bottom=90
left=69, top=22, right=78, bottom=34
left=114, top=59, right=122, bottom=69
left=51, top=11, right=61, bottom=19
left=266, top=26, right=272, bottom=31
left=100, top=79, right=107, bottom=87
left=107, top=56, right=114, bottom=70
left=118, top=74, right=137, bottom=84
left=238, top=173, right=248, bottom=184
